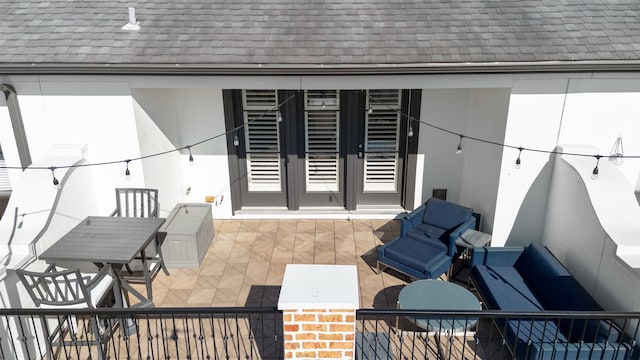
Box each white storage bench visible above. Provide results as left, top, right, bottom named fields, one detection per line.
left=160, top=203, right=214, bottom=268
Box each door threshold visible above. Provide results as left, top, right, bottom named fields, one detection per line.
left=233, top=206, right=407, bottom=220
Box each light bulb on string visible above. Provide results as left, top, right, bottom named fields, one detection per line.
left=233, top=134, right=240, bottom=147
left=515, top=147, right=523, bottom=169
left=456, top=135, right=464, bottom=155
left=125, top=160, right=132, bottom=180
left=591, top=155, right=602, bottom=180
left=187, top=146, right=194, bottom=165
left=50, top=167, right=60, bottom=189
left=277, top=111, right=283, bottom=122
left=367, top=104, right=373, bottom=114
left=321, top=97, right=326, bottom=109
left=408, top=125, right=414, bottom=138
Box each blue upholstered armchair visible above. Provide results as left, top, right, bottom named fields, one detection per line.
left=377, top=198, right=475, bottom=280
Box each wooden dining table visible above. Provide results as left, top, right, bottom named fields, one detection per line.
left=39, top=216, right=166, bottom=307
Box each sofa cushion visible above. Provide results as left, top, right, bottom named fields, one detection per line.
left=383, top=236, right=447, bottom=274
left=544, top=276, right=617, bottom=343
left=514, top=243, right=571, bottom=300
left=422, top=198, right=472, bottom=231
left=472, top=265, right=544, bottom=311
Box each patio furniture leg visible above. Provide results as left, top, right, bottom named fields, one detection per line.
left=140, top=248, right=153, bottom=301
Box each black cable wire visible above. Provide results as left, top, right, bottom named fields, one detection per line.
left=366, top=93, right=635, bottom=160
left=0, top=94, right=296, bottom=171
left=0, top=91, right=629, bottom=176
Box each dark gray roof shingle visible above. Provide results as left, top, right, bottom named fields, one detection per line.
left=1, top=0, right=639, bottom=70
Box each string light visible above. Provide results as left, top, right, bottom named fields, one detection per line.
left=50, top=167, right=60, bottom=189
left=277, top=111, right=283, bottom=122
left=187, top=146, right=194, bottom=165
left=321, top=97, right=326, bottom=109
left=408, top=125, right=414, bottom=138
left=1, top=94, right=297, bottom=189
left=1, top=92, right=635, bottom=183
left=592, top=155, right=602, bottom=180
left=364, top=93, right=633, bottom=179
left=367, top=104, right=373, bottom=114
left=125, top=160, right=131, bottom=180
left=515, top=147, right=523, bottom=169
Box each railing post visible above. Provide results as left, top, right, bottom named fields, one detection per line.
left=278, top=264, right=359, bottom=359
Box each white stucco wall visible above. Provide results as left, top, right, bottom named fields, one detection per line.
left=10, top=77, right=144, bottom=215
left=132, top=88, right=232, bottom=218
left=459, top=89, right=510, bottom=233
left=494, top=76, right=640, bottom=252
left=543, top=151, right=640, bottom=337
left=2, top=77, right=236, bottom=221
left=419, top=89, right=468, bottom=206
left=493, top=79, right=568, bottom=246
left=558, top=79, right=640, bottom=185
left=418, top=88, right=509, bottom=231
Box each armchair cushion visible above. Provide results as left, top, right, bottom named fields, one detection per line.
left=384, top=236, right=446, bottom=271
left=380, top=236, right=452, bottom=279
left=413, top=223, right=446, bottom=239
left=422, top=197, right=473, bottom=231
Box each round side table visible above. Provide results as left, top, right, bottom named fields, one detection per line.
left=397, top=279, right=481, bottom=332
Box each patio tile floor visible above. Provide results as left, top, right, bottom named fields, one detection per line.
left=143, top=218, right=410, bottom=309
left=114, top=219, right=510, bottom=359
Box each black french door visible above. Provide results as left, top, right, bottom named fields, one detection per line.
left=224, top=89, right=420, bottom=212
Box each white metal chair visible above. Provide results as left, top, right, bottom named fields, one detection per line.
left=16, top=263, right=116, bottom=359
left=111, top=188, right=169, bottom=302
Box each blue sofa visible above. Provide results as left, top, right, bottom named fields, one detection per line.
left=471, top=243, right=638, bottom=360
left=377, top=198, right=475, bottom=280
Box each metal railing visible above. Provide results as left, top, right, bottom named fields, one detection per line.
left=357, top=309, right=640, bottom=360
left=1, top=307, right=639, bottom=359
left=0, top=307, right=283, bottom=360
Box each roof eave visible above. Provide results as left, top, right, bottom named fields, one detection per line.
left=2, top=60, right=640, bottom=76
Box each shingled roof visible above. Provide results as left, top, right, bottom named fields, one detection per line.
left=1, top=0, right=640, bottom=74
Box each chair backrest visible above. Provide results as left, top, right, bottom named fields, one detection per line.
left=422, top=197, right=472, bottom=230
left=16, top=264, right=96, bottom=308
left=114, top=188, right=158, bottom=218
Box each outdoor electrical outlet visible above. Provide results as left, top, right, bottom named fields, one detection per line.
left=205, top=195, right=215, bottom=203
